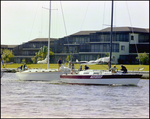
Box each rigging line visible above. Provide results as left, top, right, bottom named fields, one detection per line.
left=80, top=2, right=90, bottom=31
left=28, top=2, right=39, bottom=40
left=114, top=1, right=116, bottom=28
left=60, top=1, right=71, bottom=61
left=100, top=1, right=106, bottom=46
left=113, top=1, right=116, bottom=43
left=52, top=1, right=58, bottom=38
left=55, top=2, right=58, bottom=38
left=126, top=1, right=141, bottom=65
left=41, top=2, right=43, bottom=38
left=102, top=1, right=106, bottom=29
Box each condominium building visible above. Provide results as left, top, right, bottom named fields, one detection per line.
left=1, top=27, right=149, bottom=64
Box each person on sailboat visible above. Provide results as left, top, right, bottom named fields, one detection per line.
left=23, top=63, right=27, bottom=71
left=17, top=65, right=23, bottom=71
left=71, top=63, right=75, bottom=70
left=120, top=64, right=128, bottom=73
left=110, top=65, right=118, bottom=73
left=58, top=58, right=62, bottom=70
left=84, top=65, right=89, bottom=70
left=78, top=65, right=82, bottom=71
left=70, top=63, right=75, bottom=74
left=68, top=61, right=71, bottom=68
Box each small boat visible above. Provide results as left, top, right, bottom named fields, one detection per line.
left=60, top=1, right=143, bottom=85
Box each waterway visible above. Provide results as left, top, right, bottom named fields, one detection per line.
left=1, top=73, right=149, bottom=118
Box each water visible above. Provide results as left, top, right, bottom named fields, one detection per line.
left=1, top=73, right=149, bottom=118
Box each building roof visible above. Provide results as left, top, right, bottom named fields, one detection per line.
left=99, top=27, right=149, bottom=33
left=29, top=38, right=58, bottom=42
left=146, top=29, right=149, bottom=32
left=1, top=45, right=17, bottom=49
left=69, top=30, right=99, bottom=36
left=65, top=27, right=149, bottom=37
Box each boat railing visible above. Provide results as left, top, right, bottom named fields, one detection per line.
left=132, top=67, right=145, bottom=71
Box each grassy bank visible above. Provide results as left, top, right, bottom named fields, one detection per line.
left=1, top=63, right=149, bottom=71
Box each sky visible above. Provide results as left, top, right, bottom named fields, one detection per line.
left=1, top=1, right=149, bottom=45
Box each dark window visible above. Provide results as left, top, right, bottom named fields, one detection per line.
left=131, top=35, right=134, bottom=40
left=129, top=44, right=149, bottom=53
left=121, top=45, right=125, bottom=51
left=139, top=34, right=149, bottom=43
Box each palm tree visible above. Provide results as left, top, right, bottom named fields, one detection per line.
left=31, top=46, right=54, bottom=63
left=38, top=46, right=48, bottom=59
left=38, top=46, right=54, bottom=59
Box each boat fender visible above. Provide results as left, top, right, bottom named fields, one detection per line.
left=70, top=71, right=73, bottom=74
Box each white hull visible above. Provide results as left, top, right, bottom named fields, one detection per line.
left=60, top=77, right=141, bottom=85
left=60, top=70, right=142, bottom=85
left=1, top=71, right=4, bottom=78
left=15, top=69, right=69, bottom=81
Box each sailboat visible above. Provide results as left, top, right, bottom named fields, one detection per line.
left=60, top=0, right=142, bottom=85
left=15, top=1, right=71, bottom=81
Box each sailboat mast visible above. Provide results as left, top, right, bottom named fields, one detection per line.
left=47, top=1, right=51, bottom=69
left=109, top=0, right=114, bottom=69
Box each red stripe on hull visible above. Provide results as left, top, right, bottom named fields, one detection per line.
left=60, top=74, right=142, bottom=79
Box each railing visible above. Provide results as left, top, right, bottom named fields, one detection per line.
left=132, top=67, right=145, bottom=71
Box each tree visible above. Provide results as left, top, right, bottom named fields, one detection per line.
left=2, top=49, right=14, bottom=63
left=31, top=57, right=36, bottom=64
left=66, top=53, right=74, bottom=62
left=136, top=52, right=149, bottom=65
left=31, top=46, right=54, bottom=63
left=105, top=53, right=110, bottom=57
left=22, top=59, right=26, bottom=63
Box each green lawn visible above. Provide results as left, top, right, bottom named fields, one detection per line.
left=1, top=63, right=149, bottom=71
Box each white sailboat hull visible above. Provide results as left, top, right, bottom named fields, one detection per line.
left=60, top=71, right=142, bottom=85
left=15, top=69, right=69, bottom=81
left=60, top=76, right=141, bottom=85
left=1, top=71, right=4, bottom=78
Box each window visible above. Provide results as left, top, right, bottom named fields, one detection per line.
left=91, top=45, right=95, bottom=52
left=139, top=34, right=149, bottom=43
left=111, top=43, right=119, bottom=52
left=121, top=45, right=125, bottom=51
left=103, top=44, right=107, bottom=52
left=100, top=35, right=105, bottom=41
left=116, top=34, right=119, bottom=41
left=131, top=35, right=134, bottom=40
left=95, top=45, right=99, bottom=52
left=99, top=44, right=103, bottom=52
